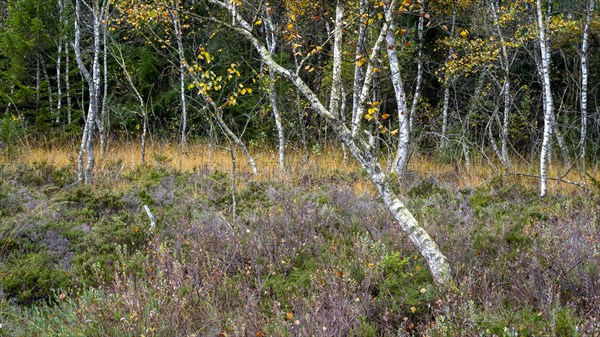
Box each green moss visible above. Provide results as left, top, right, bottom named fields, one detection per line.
left=1, top=252, right=71, bottom=305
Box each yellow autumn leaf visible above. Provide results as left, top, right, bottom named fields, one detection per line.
left=255, top=19, right=262, bottom=26
left=460, top=30, right=468, bottom=37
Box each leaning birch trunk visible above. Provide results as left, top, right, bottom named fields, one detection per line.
left=580, top=0, right=594, bottom=181
left=112, top=42, right=147, bottom=164
left=264, top=8, right=285, bottom=172
left=207, top=0, right=454, bottom=290
left=386, top=21, right=410, bottom=175
left=536, top=0, right=553, bottom=197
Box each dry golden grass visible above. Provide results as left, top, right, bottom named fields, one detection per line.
left=2, top=140, right=597, bottom=196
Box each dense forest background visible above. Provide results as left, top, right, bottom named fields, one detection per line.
left=0, top=0, right=598, bottom=174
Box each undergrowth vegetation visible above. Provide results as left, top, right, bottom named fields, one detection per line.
left=0, top=152, right=599, bottom=336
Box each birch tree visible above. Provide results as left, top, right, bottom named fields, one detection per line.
left=580, top=0, right=594, bottom=181
left=73, top=0, right=109, bottom=183
left=535, top=0, right=553, bottom=197
left=204, top=0, right=454, bottom=290
left=262, top=3, right=285, bottom=171
left=386, top=19, right=409, bottom=175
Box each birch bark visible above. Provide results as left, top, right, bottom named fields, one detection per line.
left=440, top=5, right=456, bottom=149
left=386, top=21, right=409, bottom=175
left=73, top=0, right=106, bottom=183
left=535, top=0, right=553, bottom=197
left=408, top=1, right=425, bottom=135
left=351, top=0, right=368, bottom=135
left=171, top=6, right=188, bottom=149
left=264, top=6, right=285, bottom=171
left=580, top=0, right=594, bottom=180
left=66, top=41, right=72, bottom=125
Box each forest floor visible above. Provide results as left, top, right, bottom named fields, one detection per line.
left=0, top=142, right=599, bottom=336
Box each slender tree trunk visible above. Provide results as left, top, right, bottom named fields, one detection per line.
left=141, top=107, right=147, bottom=164
left=171, top=8, right=188, bottom=149
left=56, top=39, right=62, bottom=123
left=490, top=2, right=511, bottom=167
left=56, top=0, right=63, bottom=123
left=440, top=5, right=456, bottom=149
left=580, top=0, right=594, bottom=182
left=293, top=52, right=309, bottom=159
left=230, top=144, right=237, bottom=219
left=501, top=73, right=510, bottom=166
left=99, top=2, right=110, bottom=158
left=386, top=20, right=409, bottom=175
left=36, top=57, right=40, bottom=113
left=66, top=41, right=72, bottom=125
left=351, top=0, right=368, bottom=135
left=264, top=7, right=285, bottom=171
left=461, top=72, right=486, bottom=172
left=329, top=0, right=343, bottom=118
left=536, top=0, right=553, bottom=197
left=41, top=58, right=54, bottom=116
left=409, top=0, right=425, bottom=135
left=112, top=42, right=148, bottom=164
left=73, top=0, right=105, bottom=183
left=351, top=9, right=392, bottom=136
left=214, top=112, right=258, bottom=175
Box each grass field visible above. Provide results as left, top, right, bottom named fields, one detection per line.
left=0, top=141, right=598, bottom=336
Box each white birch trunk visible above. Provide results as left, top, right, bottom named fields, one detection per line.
left=264, top=7, right=285, bottom=171
left=73, top=0, right=105, bottom=183
left=207, top=0, right=454, bottom=290
left=66, top=41, right=72, bottom=125
left=329, top=1, right=343, bottom=118
left=171, top=8, right=188, bottom=149
left=386, top=21, right=409, bottom=175
left=536, top=0, right=553, bottom=197
left=440, top=6, right=456, bottom=149
left=35, top=57, right=40, bottom=112
left=56, top=39, right=62, bottom=123
left=351, top=0, right=368, bottom=135
left=409, top=1, right=425, bottom=134
left=580, top=0, right=594, bottom=178
left=56, top=0, right=64, bottom=124
left=99, top=2, right=109, bottom=158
